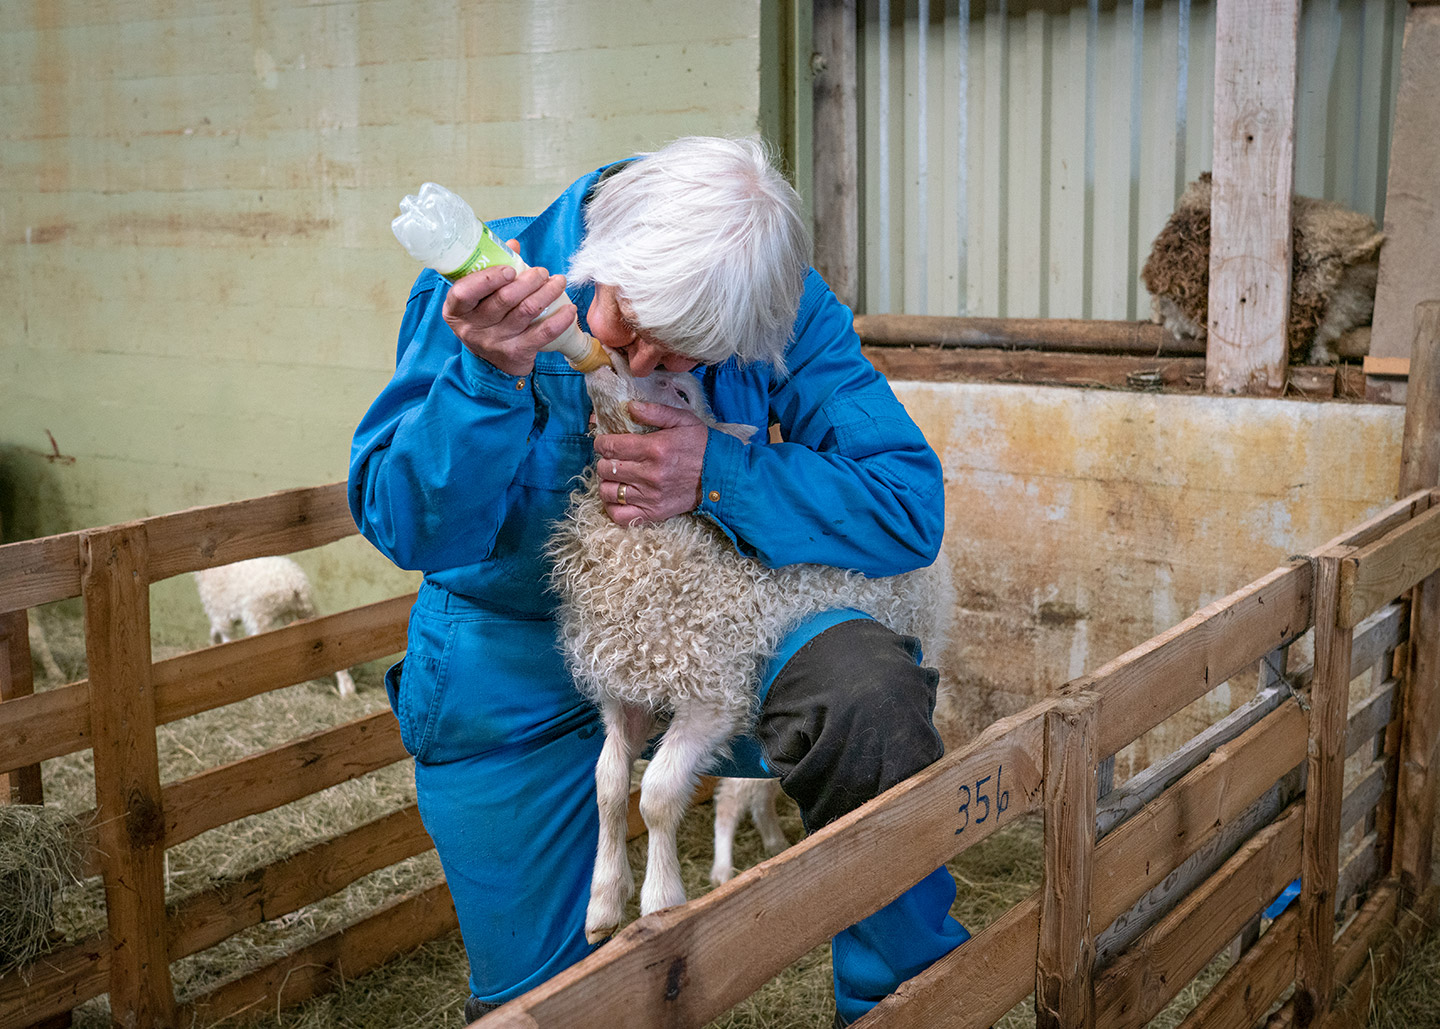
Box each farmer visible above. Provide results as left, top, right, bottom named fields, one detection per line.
left=349, top=135, right=968, bottom=1025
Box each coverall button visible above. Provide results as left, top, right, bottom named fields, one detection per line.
left=708, top=490, right=720, bottom=503
left=515, top=378, right=526, bottom=390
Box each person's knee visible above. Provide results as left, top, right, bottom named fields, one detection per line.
left=758, top=618, right=944, bottom=829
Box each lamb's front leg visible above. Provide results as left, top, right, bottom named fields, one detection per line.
left=586, top=699, right=654, bottom=944
left=639, top=700, right=740, bottom=915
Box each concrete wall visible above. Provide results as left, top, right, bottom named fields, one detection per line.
left=1, top=0, right=764, bottom=638
left=898, top=382, right=1405, bottom=773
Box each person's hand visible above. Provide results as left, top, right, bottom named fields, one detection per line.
left=594, top=402, right=709, bottom=525
left=442, top=240, right=576, bottom=376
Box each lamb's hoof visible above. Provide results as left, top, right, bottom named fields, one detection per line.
left=708, top=865, right=733, bottom=887
left=585, top=922, right=618, bottom=945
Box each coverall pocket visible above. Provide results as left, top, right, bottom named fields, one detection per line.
left=392, top=604, right=456, bottom=763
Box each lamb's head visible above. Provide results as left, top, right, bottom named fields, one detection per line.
left=584, top=351, right=713, bottom=435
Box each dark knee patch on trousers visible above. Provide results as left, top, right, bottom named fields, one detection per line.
left=756, top=618, right=943, bottom=831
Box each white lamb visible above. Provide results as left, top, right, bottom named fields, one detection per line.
left=193, top=557, right=356, bottom=698
left=708, top=776, right=789, bottom=885
left=548, top=356, right=955, bottom=943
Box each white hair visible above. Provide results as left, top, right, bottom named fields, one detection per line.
left=566, top=136, right=812, bottom=372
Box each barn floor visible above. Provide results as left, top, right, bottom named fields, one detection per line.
left=14, top=605, right=1438, bottom=1028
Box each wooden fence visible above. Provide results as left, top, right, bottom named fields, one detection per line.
left=0, top=483, right=440, bottom=1028
left=467, top=487, right=1440, bottom=1029
left=2, top=487, right=1438, bottom=1029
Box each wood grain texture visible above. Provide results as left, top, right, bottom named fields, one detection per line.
left=1295, top=551, right=1354, bottom=1026
left=1206, top=0, right=1299, bottom=395
left=854, top=315, right=1198, bottom=355
left=162, top=710, right=409, bottom=848
left=1394, top=570, right=1440, bottom=897
left=812, top=0, right=858, bottom=309
left=0, top=610, right=43, bottom=803
left=81, top=525, right=176, bottom=1027
left=0, top=933, right=109, bottom=1028
left=1037, top=695, right=1099, bottom=1029
left=1338, top=503, right=1440, bottom=628
left=1398, top=302, right=1440, bottom=494
left=1175, top=906, right=1299, bottom=1029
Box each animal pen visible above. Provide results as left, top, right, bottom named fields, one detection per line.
left=5, top=3, right=1440, bottom=1029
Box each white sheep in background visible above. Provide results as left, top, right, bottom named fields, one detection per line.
left=193, top=557, right=356, bottom=698
left=1141, top=172, right=1385, bottom=366
left=548, top=356, right=955, bottom=943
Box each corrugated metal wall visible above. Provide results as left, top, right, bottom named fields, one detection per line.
left=857, top=0, right=1406, bottom=319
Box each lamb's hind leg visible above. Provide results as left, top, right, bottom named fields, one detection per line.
left=586, top=699, right=654, bottom=944
left=639, top=701, right=738, bottom=915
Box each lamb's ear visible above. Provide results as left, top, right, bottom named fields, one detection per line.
left=1345, top=232, right=1385, bottom=265
left=713, top=422, right=763, bottom=444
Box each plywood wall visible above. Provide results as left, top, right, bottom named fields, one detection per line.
left=0, top=0, right=763, bottom=632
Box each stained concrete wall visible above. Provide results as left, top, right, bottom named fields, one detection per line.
left=899, top=383, right=1406, bottom=772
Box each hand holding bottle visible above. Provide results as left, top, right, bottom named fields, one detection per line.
left=441, top=253, right=578, bottom=376
left=392, top=182, right=610, bottom=373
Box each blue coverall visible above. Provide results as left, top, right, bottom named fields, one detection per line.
left=348, top=159, right=968, bottom=1021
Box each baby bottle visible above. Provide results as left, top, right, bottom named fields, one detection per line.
left=391, top=183, right=611, bottom=372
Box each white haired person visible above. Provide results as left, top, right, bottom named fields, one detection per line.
left=349, top=137, right=969, bottom=1026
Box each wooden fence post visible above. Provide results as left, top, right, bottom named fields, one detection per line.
left=1036, top=692, right=1099, bottom=1029
left=0, top=609, right=45, bottom=804
left=812, top=0, right=859, bottom=310
left=1294, top=550, right=1355, bottom=1026
left=1393, top=303, right=1440, bottom=902
left=83, top=525, right=176, bottom=1027
left=1205, top=0, right=1299, bottom=395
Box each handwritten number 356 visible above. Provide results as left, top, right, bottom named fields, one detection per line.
left=955, top=765, right=1008, bottom=834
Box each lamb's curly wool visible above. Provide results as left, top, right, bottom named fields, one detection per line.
left=550, top=475, right=950, bottom=728
left=1141, top=172, right=1384, bottom=365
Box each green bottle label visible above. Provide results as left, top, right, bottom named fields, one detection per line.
left=443, top=222, right=521, bottom=282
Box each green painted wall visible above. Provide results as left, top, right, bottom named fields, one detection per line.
left=1, top=0, right=765, bottom=639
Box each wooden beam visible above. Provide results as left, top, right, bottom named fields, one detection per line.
left=1337, top=503, right=1440, bottom=628
left=1294, top=549, right=1355, bottom=1026
left=1176, top=906, right=1300, bottom=1029
left=1369, top=3, right=1440, bottom=387
left=1394, top=568, right=1440, bottom=898
left=0, top=610, right=43, bottom=803
left=1399, top=302, right=1440, bottom=496
left=862, top=347, right=1206, bottom=391
left=1206, top=0, right=1300, bottom=395
left=854, top=315, right=1199, bottom=355
left=1036, top=694, right=1099, bottom=1029
left=82, top=525, right=176, bottom=1027
left=812, top=0, right=858, bottom=309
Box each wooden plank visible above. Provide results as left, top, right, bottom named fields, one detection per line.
left=1295, top=550, right=1354, bottom=1026
left=475, top=706, right=1048, bottom=1028
left=1095, top=773, right=1298, bottom=969
left=1036, top=694, right=1099, bottom=1029
left=1205, top=0, right=1299, bottom=395
left=1346, top=681, right=1397, bottom=759
left=1347, top=603, right=1407, bottom=687
left=179, top=882, right=458, bottom=1026
left=1175, top=905, right=1300, bottom=1029
left=0, top=933, right=109, bottom=1028
left=858, top=893, right=1040, bottom=1029
left=862, top=346, right=1207, bottom=390
left=1363, top=356, right=1411, bottom=378
left=152, top=593, right=414, bottom=723
left=1092, top=699, right=1307, bottom=933
left=142, top=481, right=354, bottom=584
left=1095, top=685, right=1288, bottom=839
left=812, top=0, right=858, bottom=310
left=81, top=525, right=176, bottom=1027
left=0, top=682, right=91, bottom=773
left=168, top=804, right=434, bottom=960
left=1093, top=802, right=1305, bottom=1029
left=1393, top=569, right=1440, bottom=897
left=1335, top=834, right=1381, bottom=915
left=161, top=710, right=409, bottom=849
left=1066, top=559, right=1312, bottom=762
left=1399, top=302, right=1440, bottom=494
left=853, top=315, right=1199, bottom=355
left=1337, top=503, right=1440, bottom=628
left=0, top=533, right=84, bottom=613
left=0, top=609, right=43, bottom=802
left=1369, top=3, right=1440, bottom=367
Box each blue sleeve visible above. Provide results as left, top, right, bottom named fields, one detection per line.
left=348, top=269, right=543, bottom=572
left=695, top=271, right=945, bottom=577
